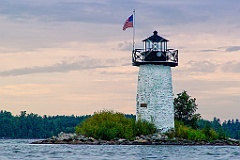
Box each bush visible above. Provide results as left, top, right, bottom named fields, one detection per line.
left=201, top=122, right=219, bottom=141
left=134, top=119, right=157, bottom=136
left=75, top=110, right=156, bottom=140
left=173, top=120, right=219, bottom=141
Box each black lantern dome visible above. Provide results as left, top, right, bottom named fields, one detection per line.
left=132, top=31, right=178, bottom=67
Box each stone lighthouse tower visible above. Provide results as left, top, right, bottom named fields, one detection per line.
left=132, top=31, right=178, bottom=132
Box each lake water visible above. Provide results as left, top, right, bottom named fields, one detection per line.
left=0, top=139, right=239, bottom=160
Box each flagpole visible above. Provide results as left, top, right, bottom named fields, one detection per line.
left=132, top=9, right=135, bottom=51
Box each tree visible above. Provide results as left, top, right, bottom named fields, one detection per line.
left=174, top=90, right=201, bottom=128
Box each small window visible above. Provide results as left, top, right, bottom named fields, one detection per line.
left=140, top=103, right=147, bottom=108
left=152, top=42, right=159, bottom=51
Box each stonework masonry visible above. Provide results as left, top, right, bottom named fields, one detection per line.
left=136, top=64, right=174, bottom=132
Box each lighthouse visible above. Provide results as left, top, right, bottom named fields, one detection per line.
left=132, top=31, right=178, bottom=132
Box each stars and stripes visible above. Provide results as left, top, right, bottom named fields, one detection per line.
left=123, top=14, right=133, bottom=31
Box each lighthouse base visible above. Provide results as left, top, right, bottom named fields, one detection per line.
left=136, top=64, right=174, bottom=132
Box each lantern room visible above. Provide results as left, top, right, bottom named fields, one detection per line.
left=132, top=31, right=178, bottom=67
left=143, top=31, right=168, bottom=52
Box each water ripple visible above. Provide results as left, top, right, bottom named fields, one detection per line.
left=0, top=140, right=239, bottom=160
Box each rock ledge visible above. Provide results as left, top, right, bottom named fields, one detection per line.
left=31, top=132, right=240, bottom=146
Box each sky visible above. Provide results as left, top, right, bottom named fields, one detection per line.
left=0, top=0, right=240, bottom=121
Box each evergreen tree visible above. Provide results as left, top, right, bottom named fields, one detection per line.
left=174, top=90, right=201, bottom=128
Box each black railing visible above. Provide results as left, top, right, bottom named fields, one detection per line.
left=132, top=49, right=178, bottom=67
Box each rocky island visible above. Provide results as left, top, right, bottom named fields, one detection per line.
left=32, top=107, right=240, bottom=146
left=32, top=132, right=240, bottom=146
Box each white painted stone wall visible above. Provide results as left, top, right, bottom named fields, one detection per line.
left=136, top=64, right=174, bottom=132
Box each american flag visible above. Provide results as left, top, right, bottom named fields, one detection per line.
left=123, top=14, right=133, bottom=31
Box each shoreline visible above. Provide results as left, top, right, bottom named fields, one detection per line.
left=31, top=132, right=240, bottom=146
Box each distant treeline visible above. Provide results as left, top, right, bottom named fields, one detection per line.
left=198, top=117, right=240, bottom=140
left=0, top=110, right=239, bottom=139
left=0, top=110, right=89, bottom=139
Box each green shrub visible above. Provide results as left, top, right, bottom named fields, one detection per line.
left=174, top=120, right=220, bottom=141
left=134, top=119, right=156, bottom=136
left=75, top=110, right=156, bottom=140
left=201, top=122, right=219, bottom=141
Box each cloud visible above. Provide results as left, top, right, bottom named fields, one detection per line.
left=221, top=61, right=240, bottom=73
left=181, top=60, right=218, bottom=74
left=175, top=60, right=240, bottom=76
left=99, top=66, right=137, bottom=75
left=3, top=58, right=240, bottom=77
left=0, top=0, right=238, bottom=34
left=0, top=57, right=131, bottom=77
left=0, top=0, right=135, bottom=24
left=118, top=41, right=133, bottom=51
left=225, top=46, right=240, bottom=52
left=0, top=58, right=108, bottom=76
left=200, top=49, right=218, bottom=52
left=0, top=0, right=232, bottom=26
